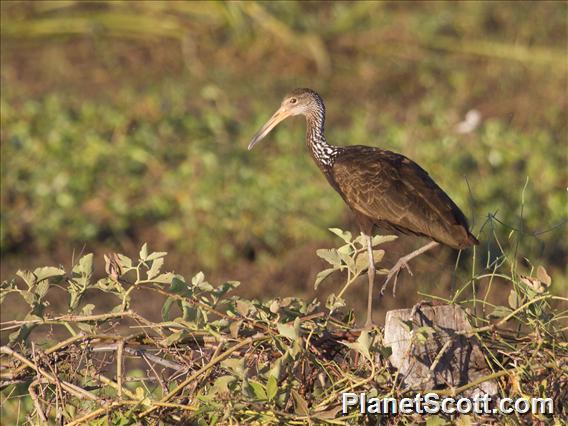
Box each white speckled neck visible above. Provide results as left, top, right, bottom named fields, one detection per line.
left=305, top=103, right=339, bottom=170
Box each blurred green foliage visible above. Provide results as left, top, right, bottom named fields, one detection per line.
left=1, top=1, right=566, bottom=271
left=1, top=88, right=342, bottom=266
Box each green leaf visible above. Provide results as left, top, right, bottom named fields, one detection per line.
left=197, top=281, right=214, bottom=292
left=536, top=265, right=552, bottom=286
left=81, top=304, right=95, bottom=315
left=337, top=243, right=353, bottom=256
left=152, top=272, right=175, bottom=284
left=147, top=258, right=164, bottom=280
left=135, top=387, right=146, bottom=400
left=9, top=324, right=35, bottom=344
left=164, top=330, right=184, bottom=346
left=508, top=289, right=522, bottom=309
left=111, top=304, right=125, bottom=313
left=146, top=251, right=167, bottom=261
left=67, top=254, right=94, bottom=311
left=353, top=234, right=367, bottom=247
left=372, top=249, right=385, bottom=263
left=211, top=375, right=236, bottom=395
left=248, top=380, right=267, bottom=401
left=316, top=249, right=341, bottom=267
left=21, top=290, right=36, bottom=306
left=355, top=250, right=386, bottom=274
left=33, top=266, right=65, bottom=283
left=342, top=330, right=372, bottom=362
left=313, top=405, right=344, bottom=420
left=328, top=228, right=352, bottom=243
left=454, top=415, right=474, bottom=426
left=277, top=317, right=301, bottom=341
left=75, top=254, right=94, bottom=278
left=229, top=320, right=242, bottom=338
left=139, top=243, right=148, bottom=261
left=192, top=271, right=205, bottom=286
left=291, top=389, right=309, bottom=416
left=68, top=289, right=80, bottom=312
left=35, top=280, right=49, bottom=299
left=426, top=415, right=448, bottom=426
left=268, top=352, right=288, bottom=380
left=9, top=312, right=44, bottom=344
left=235, top=300, right=251, bottom=317
left=181, top=303, right=202, bottom=323
left=77, top=322, right=93, bottom=333
left=221, top=358, right=246, bottom=379
left=0, top=279, right=16, bottom=304
left=162, top=297, right=175, bottom=320
left=94, top=277, right=118, bottom=293
left=16, top=270, right=36, bottom=289
left=325, top=293, right=345, bottom=311
left=489, top=306, right=513, bottom=318
left=170, top=277, right=188, bottom=295
left=212, top=281, right=240, bottom=299
left=372, top=234, right=398, bottom=246
left=414, top=326, right=435, bottom=343
left=116, top=253, right=132, bottom=270
left=209, top=318, right=229, bottom=329
left=354, top=252, right=369, bottom=274
left=266, top=375, right=277, bottom=401
left=338, top=251, right=355, bottom=272
left=378, top=345, right=392, bottom=358
left=314, top=268, right=335, bottom=290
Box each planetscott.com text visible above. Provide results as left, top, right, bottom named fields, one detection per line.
left=341, top=392, right=553, bottom=415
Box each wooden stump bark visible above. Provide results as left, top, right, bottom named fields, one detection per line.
left=383, top=304, right=498, bottom=397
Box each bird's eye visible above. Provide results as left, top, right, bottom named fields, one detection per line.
left=289, top=98, right=297, bottom=104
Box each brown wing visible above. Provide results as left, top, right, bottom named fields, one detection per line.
left=331, top=146, right=478, bottom=249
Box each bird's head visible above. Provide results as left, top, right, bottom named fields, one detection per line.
left=248, top=88, right=324, bottom=150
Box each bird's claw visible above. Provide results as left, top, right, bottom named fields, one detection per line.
left=380, top=258, right=413, bottom=297
left=410, top=299, right=433, bottom=317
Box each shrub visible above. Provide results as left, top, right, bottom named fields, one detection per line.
left=1, top=232, right=566, bottom=424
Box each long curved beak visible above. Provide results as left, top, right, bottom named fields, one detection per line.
left=248, top=107, right=292, bottom=150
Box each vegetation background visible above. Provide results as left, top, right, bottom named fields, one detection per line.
left=1, top=1, right=566, bottom=322
left=1, top=2, right=567, bottom=424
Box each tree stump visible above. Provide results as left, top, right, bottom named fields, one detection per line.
left=383, top=304, right=498, bottom=397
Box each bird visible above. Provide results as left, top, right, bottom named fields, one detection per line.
left=248, top=88, right=478, bottom=328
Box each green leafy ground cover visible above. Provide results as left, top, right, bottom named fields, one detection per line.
left=1, top=2, right=566, bottom=276
left=1, top=232, right=566, bottom=424
left=2, top=86, right=565, bottom=270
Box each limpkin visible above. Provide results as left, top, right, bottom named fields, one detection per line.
left=248, top=88, right=478, bottom=327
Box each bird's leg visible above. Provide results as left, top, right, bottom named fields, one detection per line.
left=380, top=241, right=439, bottom=297
left=364, top=234, right=375, bottom=329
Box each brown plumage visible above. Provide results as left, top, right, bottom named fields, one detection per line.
left=331, top=146, right=478, bottom=249
left=248, top=88, right=478, bottom=327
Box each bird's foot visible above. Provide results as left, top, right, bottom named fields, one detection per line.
left=410, top=299, right=433, bottom=317
left=380, top=257, right=414, bottom=297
